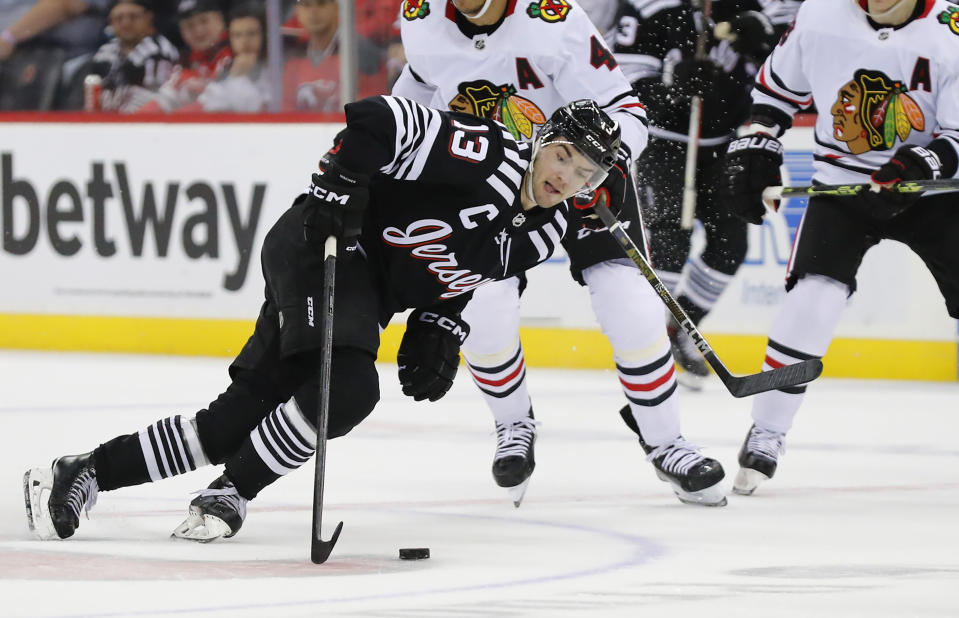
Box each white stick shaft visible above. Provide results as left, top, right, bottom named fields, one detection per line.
left=680, top=96, right=703, bottom=230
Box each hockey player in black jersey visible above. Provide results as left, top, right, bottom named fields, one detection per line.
left=613, top=0, right=780, bottom=388
left=22, top=96, right=621, bottom=542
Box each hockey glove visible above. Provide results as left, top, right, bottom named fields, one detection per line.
left=302, top=155, right=370, bottom=244
left=397, top=308, right=470, bottom=402
left=864, top=144, right=942, bottom=219
left=718, top=133, right=783, bottom=225
left=671, top=57, right=719, bottom=100
left=571, top=146, right=630, bottom=230
left=724, top=11, right=775, bottom=62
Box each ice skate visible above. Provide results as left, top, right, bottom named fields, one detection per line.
left=492, top=411, right=538, bottom=507
left=732, top=424, right=786, bottom=496
left=667, top=320, right=710, bottom=391
left=172, top=474, right=248, bottom=542
left=24, top=452, right=99, bottom=540
left=618, top=406, right=726, bottom=506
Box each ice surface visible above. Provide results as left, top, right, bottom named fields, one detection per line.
left=0, top=350, right=956, bottom=617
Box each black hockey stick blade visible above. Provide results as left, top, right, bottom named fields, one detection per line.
left=708, top=351, right=823, bottom=398
left=311, top=520, right=344, bottom=564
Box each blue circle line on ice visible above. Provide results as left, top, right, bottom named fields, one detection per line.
left=37, top=508, right=665, bottom=617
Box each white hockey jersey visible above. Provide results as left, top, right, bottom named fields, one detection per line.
left=753, top=0, right=959, bottom=184
left=393, top=0, right=649, bottom=162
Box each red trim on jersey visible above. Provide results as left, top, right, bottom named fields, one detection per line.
left=757, top=64, right=813, bottom=108
left=764, top=355, right=785, bottom=369
left=618, top=102, right=647, bottom=110
left=619, top=365, right=675, bottom=392
left=471, top=359, right=526, bottom=386
left=792, top=113, right=815, bottom=127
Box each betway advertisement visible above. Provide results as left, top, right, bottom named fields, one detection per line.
left=1, top=121, right=337, bottom=319
left=0, top=120, right=955, bottom=344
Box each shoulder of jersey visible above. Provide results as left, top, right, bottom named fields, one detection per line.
left=399, top=0, right=442, bottom=26
left=927, top=0, right=959, bottom=41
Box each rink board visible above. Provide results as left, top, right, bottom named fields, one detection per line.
left=0, top=114, right=955, bottom=380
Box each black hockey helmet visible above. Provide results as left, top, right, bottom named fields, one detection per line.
left=533, top=99, right=621, bottom=190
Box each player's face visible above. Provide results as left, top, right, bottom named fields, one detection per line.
left=109, top=3, right=152, bottom=46
left=229, top=16, right=262, bottom=56
left=451, top=0, right=488, bottom=16
left=529, top=143, right=603, bottom=208
left=179, top=11, right=225, bottom=52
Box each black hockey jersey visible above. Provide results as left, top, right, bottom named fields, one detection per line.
left=612, top=0, right=774, bottom=139
left=331, top=95, right=568, bottom=313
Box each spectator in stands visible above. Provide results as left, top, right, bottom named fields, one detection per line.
left=0, top=0, right=109, bottom=61
left=182, top=2, right=269, bottom=112
left=135, top=0, right=230, bottom=112
left=282, top=0, right=386, bottom=112
left=81, top=0, right=179, bottom=112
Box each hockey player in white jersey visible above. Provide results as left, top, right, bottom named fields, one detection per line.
left=719, top=0, right=959, bottom=495
left=394, top=0, right=727, bottom=507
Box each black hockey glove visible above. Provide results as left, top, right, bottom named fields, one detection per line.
left=724, top=11, right=775, bottom=62
left=571, top=146, right=630, bottom=230
left=864, top=144, right=942, bottom=219
left=718, top=133, right=784, bottom=225
left=302, top=155, right=370, bottom=244
left=671, top=57, right=719, bottom=100
left=397, top=308, right=470, bottom=402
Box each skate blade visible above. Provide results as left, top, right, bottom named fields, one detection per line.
left=506, top=477, right=531, bottom=508
left=657, top=473, right=727, bottom=507
left=732, top=468, right=770, bottom=496
left=23, top=467, right=58, bottom=540
left=171, top=508, right=233, bottom=543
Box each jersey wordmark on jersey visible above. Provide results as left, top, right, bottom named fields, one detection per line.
left=752, top=0, right=959, bottom=184
left=334, top=96, right=568, bottom=310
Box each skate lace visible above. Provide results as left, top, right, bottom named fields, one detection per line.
left=747, top=426, right=786, bottom=460
left=194, top=485, right=248, bottom=520
left=67, top=468, right=99, bottom=520
left=494, top=417, right=538, bottom=460
left=646, top=438, right=705, bottom=475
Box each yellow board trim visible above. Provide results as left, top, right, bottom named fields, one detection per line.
left=0, top=314, right=954, bottom=381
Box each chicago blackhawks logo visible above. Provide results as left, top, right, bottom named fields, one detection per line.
left=830, top=69, right=925, bottom=155
left=402, top=0, right=429, bottom=20
left=448, top=79, right=547, bottom=139
left=938, top=6, right=959, bottom=35
left=526, top=0, right=571, bottom=22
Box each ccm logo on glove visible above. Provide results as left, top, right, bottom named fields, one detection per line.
left=309, top=182, right=353, bottom=205
left=414, top=311, right=469, bottom=345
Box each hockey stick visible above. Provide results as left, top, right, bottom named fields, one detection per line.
left=593, top=203, right=823, bottom=397
left=311, top=235, right=344, bottom=564
left=762, top=178, right=959, bottom=204
left=679, top=0, right=718, bottom=230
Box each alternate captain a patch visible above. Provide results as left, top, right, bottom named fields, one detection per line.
left=938, top=5, right=959, bottom=35
left=831, top=69, right=925, bottom=154
left=526, top=0, right=571, bottom=23
left=402, top=0, right=430, bottom=20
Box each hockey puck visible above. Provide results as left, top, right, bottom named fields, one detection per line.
left=399, top=547, right=430, bottom=560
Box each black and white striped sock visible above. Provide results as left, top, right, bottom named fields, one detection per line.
left=137, top=415, right=210, bottom=482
